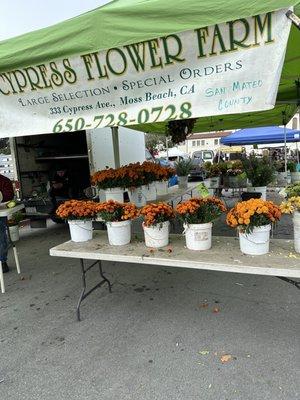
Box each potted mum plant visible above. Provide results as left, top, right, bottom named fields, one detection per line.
left=174, top=158, right=193, bottom=189
left=140, top=202, right=174, bottom=248
left=280, top=184, right=300, bottom=253
left=226, top=198, right=281, bottom=255
left=91, top=168, right=127, bottom=202
left=242, top=156, right=275, bottom=200
left=56, top=200, right=99, bottom=242
left=203, top=163, right=221, bottom=189
left=226, top=160, right=247, bottom=188
left=283, top=183, right=300, bottom=198
left=288, top=161, right=300, bottom=183
left=7, top=211, right=25, bottom=242
left=176, top=197, right=226, bottom=250
left=96, top=200, right=139, bottom=246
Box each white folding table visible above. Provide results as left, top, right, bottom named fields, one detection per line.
left=50, top=232, right=300, bottom=320
left=0, top=204, right=24, bottom=293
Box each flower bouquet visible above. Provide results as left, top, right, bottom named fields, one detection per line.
left=203, top=163, right=221, bottom=189
left=96, top=200, right=139, bottom=245
left=226, top=160, right=247, bottom=188
left=139, top=202, right=174, bottom=248
left=226, top=199, right=281, bottom=255
left=242, top=156, right=276, bottom=199
left=176, top=197, right=226, bottom=250
left=56, top=200, right=100, bottom=242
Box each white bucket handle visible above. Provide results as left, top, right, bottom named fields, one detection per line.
left=143, top=222, right=169, bottom=241
left=242, top=233, right=269, bottom=245
left=71, top=221, right=94, bottom=231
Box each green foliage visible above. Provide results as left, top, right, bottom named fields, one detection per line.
left=243, top=215, right=272, bottom=234
left=242, top=155, right=275, bottom=186
left=287, top=161, right=297, bottom=172
left=285, top=183, right=300, bottom=198
left=178, top=202, right=224, bottom=224
left=203, top=162, right=221, bottom=177
left=145, top=133, right=172, bottom=155
left=7, top=211, right=25, bottom=226
left=166, top=118, right=197, bottom=144
left=174, top=158, right=193, bottom=176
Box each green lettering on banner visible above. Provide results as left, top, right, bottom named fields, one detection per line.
left=195, top=27, right=209, bottom=58
left=63, top=59, right=77, bottom=84
left=228, top=18, right=251, bottom=51
left=124, top=42, right=146, bottom=72
left=147, top=39, right=163, bottom=69
left=254, top=12, right=274, bottom=45
left=106, top=48, right=127, bottom=76
left=209, top=24, right=228, bottom=56
left=50, top=62, right=64, bottom=87
left=161, top=34, right=185, bottom=65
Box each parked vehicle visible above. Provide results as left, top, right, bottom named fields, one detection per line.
left=189, top=150, right=214, bottom=180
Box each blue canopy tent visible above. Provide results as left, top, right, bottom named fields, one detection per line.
left=220, top=126, right=300, bottom=145
left=220, top=125, right=300, bottom=174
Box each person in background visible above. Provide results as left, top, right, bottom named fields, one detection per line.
left=49, top=166, right=71, bottom=211
left=0, top=173, right=14, bottom=273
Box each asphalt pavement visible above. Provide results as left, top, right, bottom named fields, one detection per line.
left=0, top=193, right=299, bottom=400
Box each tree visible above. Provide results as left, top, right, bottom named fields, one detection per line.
left=145, top=133, right=173, bottom=156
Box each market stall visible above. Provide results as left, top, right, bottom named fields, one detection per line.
left=0, top=0, right=299, bottom=305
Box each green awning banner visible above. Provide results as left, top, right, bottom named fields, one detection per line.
left=0, top=1, right=299, bottom=137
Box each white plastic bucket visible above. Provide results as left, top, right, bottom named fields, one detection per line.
left=277, top=172, right=291, bottom=186
left=143, top=221, right=169, bottom=248
left=144, top=182, right=157, bottom=201
left=107, top=220, right=131, bottom=246
left=8, top=225, right=20, bottom=242
left=104, top=187, right=124, bottom=202
left=68, top=220, right=93, bottom=242
left=128, top=186, right=147, bottom=207
left=155, top=180, right=168, bottom=196
left=204, top=177, right=220, bottom=189
left=184, top=222, right=212, bottom=251
left=178, top=176, right=188, bottom=190
left=248, top=186, right=266, bottom=200
left=293, top=211, right=300, bottom=253
left=239, top=224, right=271, bottom=255
left=291, top=172, right=300, bottom=184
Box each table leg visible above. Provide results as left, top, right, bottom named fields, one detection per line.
left=76, top=259, right=112, bottom=321
left=277, top=276, right=300, bottom=290
left=0, top=261, right=5, bottom=294
left=13, top=246, right=21, bottom=274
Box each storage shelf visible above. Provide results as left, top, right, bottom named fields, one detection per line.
left=35, top=155, right=88, bottom=161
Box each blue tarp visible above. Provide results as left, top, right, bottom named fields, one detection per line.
left=220, top=126, right=300, bottom=146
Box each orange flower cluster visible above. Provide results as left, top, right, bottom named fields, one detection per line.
left=226, top=198, right=281, bottom=228
left=56, top=200, right=99, bottom=220
left=140, top=202, right=174, bottom=227
left=176, top=197, right=226, bottom=215
left=176, top=196, right=226, bottom=224
left=91, top=161, right=175, bottom=189
left=96, top=200, right=139, bottom=222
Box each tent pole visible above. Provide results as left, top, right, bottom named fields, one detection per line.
left=284, top=124, right=287, bottom=178
left=166, top=136, right=169, bottom=160
left=112, top=127, right=120, bottom=168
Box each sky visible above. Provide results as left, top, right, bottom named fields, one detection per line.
left=0, top=0, right=111, bottom=41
